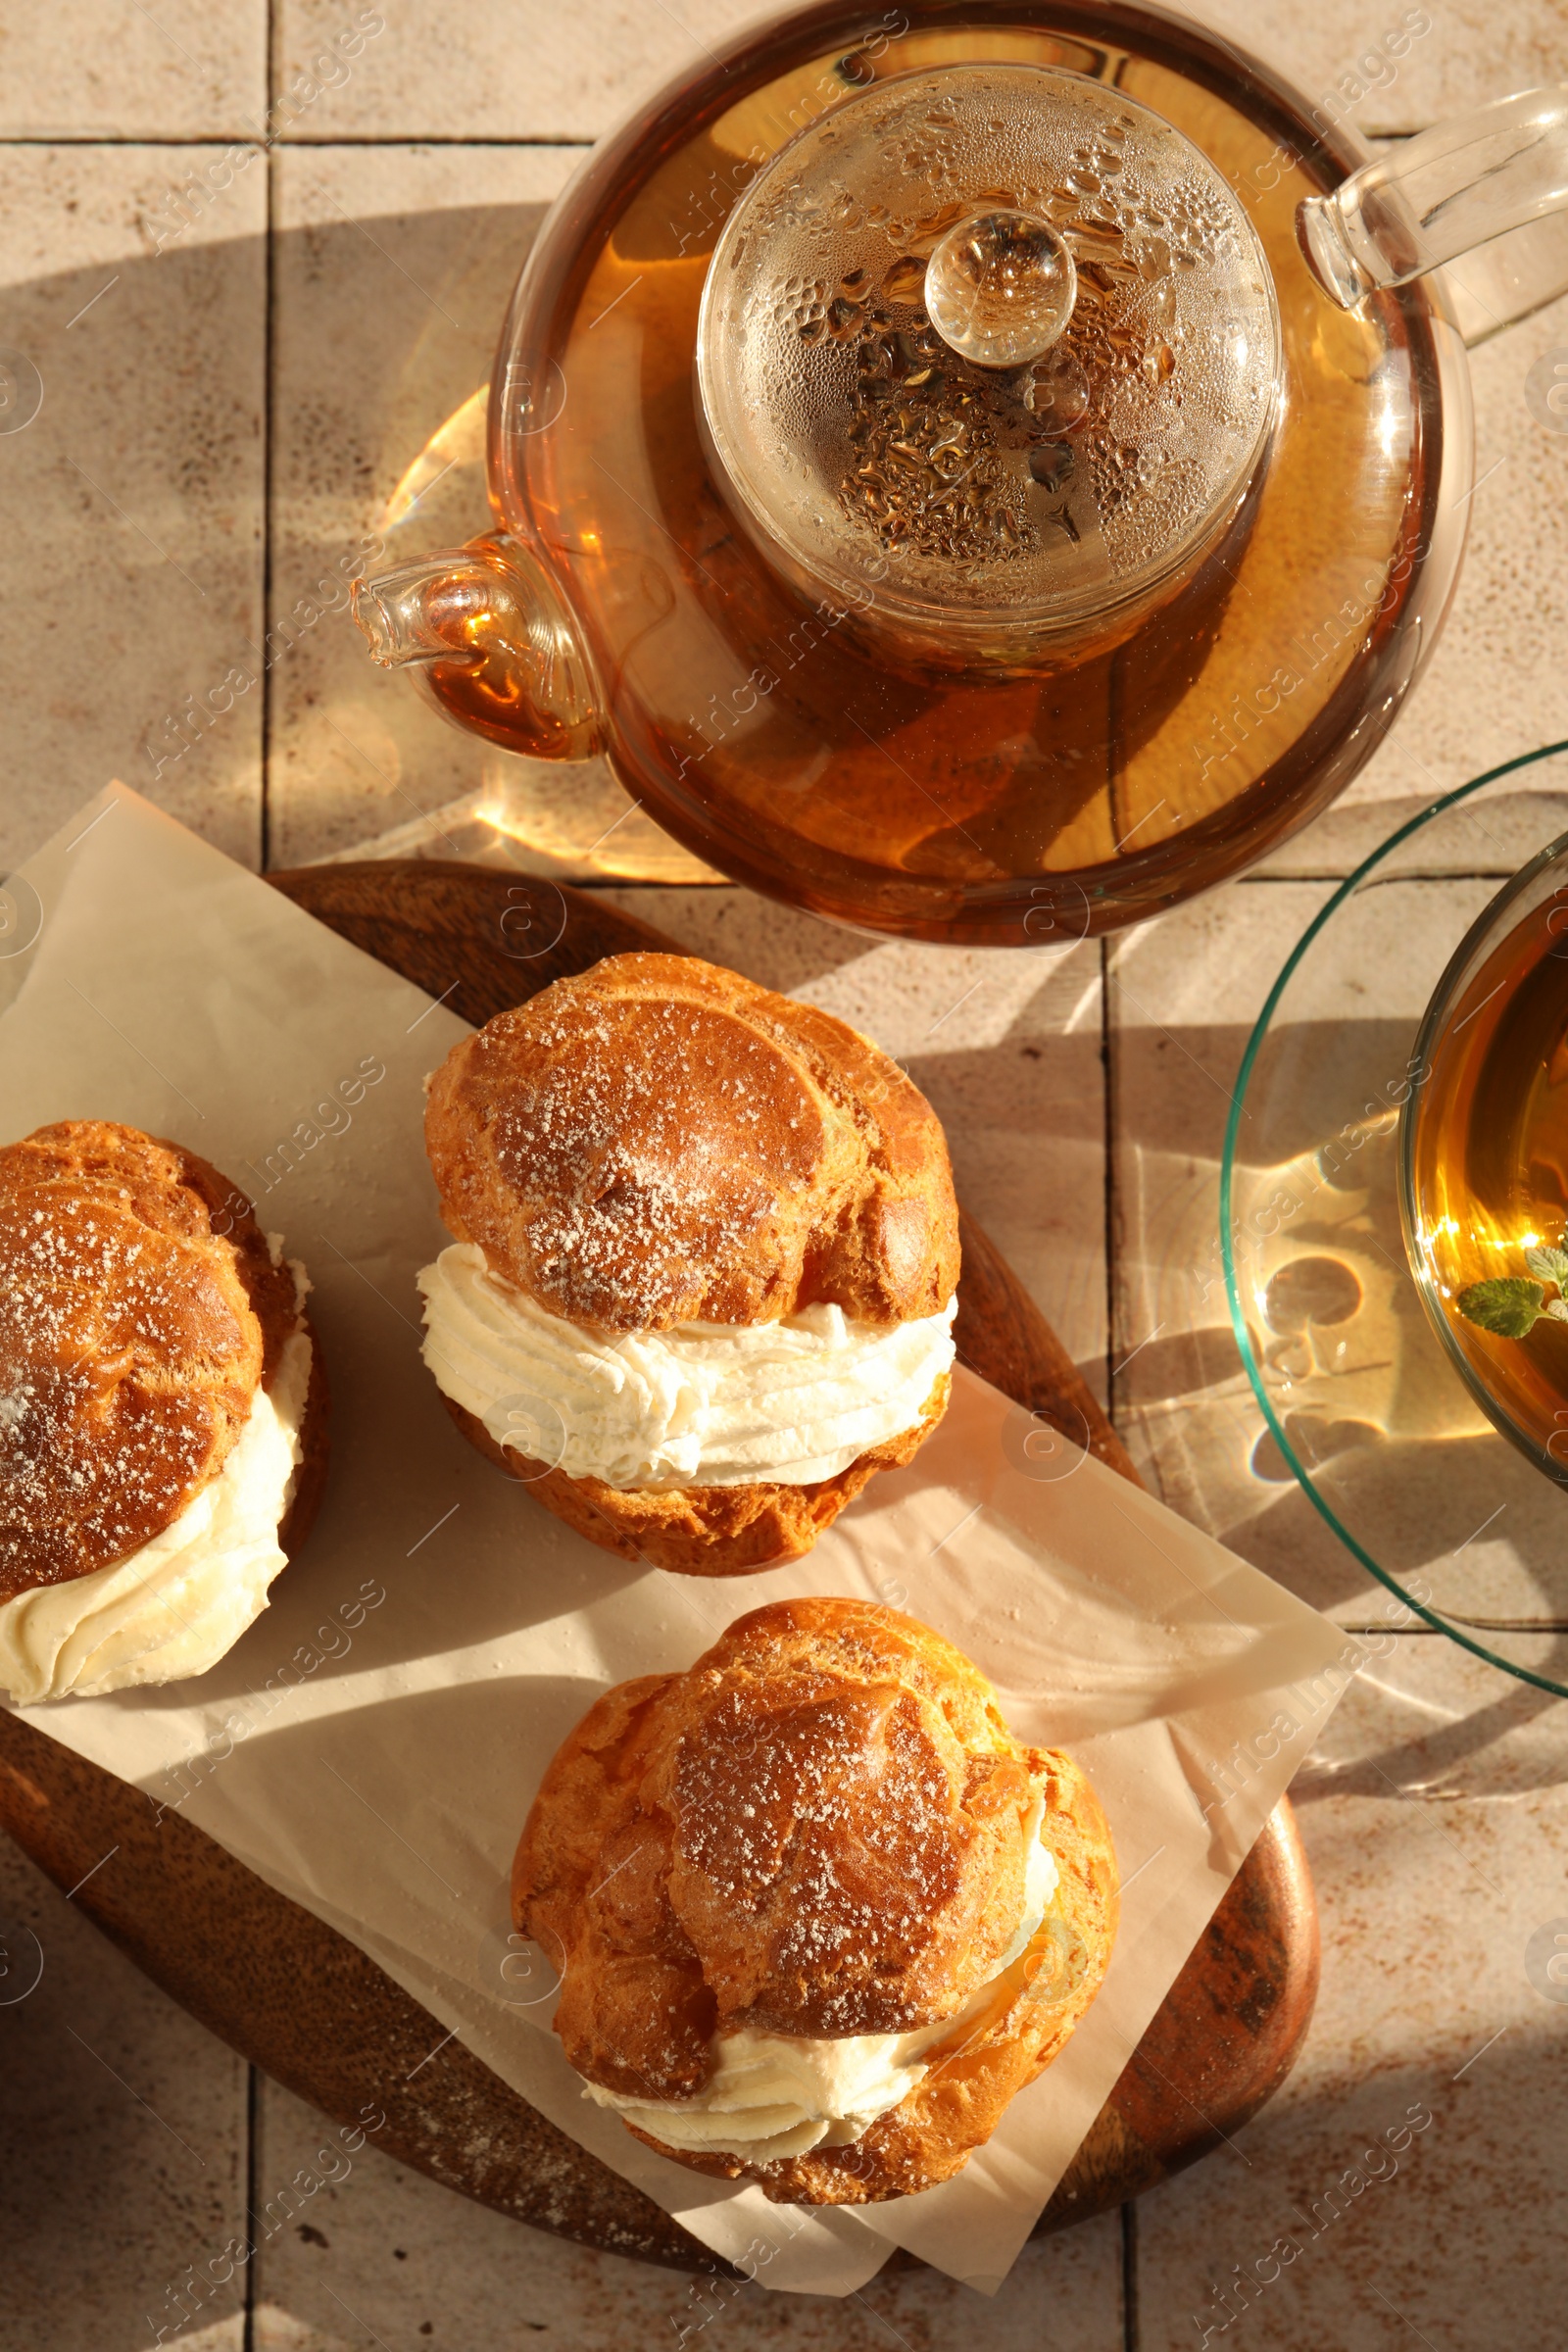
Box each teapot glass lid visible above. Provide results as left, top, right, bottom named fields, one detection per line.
left=698, top=64, right=1282, bottom=643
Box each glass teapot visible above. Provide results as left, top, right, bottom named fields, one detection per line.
left=352, top=0, right=1568, bottom=947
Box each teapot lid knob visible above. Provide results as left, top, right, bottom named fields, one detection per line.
left=925, top=210, right=1077, bottom=369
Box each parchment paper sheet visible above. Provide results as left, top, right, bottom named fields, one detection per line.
left=0, top=788, right=1350, bottom=2295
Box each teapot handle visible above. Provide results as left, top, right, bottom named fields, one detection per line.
left=351, top=532, right=603, bottom=761
left=1298, top=83, right=1568, bottom=345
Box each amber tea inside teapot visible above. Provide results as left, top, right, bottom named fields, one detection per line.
left=354, top=0, right=1568, bottom=946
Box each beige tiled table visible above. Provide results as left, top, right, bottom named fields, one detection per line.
left=4, top=4, right=1568, bottom=2346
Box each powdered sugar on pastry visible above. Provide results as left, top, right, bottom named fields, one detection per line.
left=514, top=1596, right=1119, bottom=2201
left=0, top=1321, right=313, bottom=1703
left=421, top=954, right=961, bottom=1335
left=0, top=1120, right=305, bottom=1592
left=582, top=1795, right=1059, bottom=2161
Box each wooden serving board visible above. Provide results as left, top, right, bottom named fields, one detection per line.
left=0, top=862, right=1318, bottom=2274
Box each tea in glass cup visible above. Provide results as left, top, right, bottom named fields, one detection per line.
left=1401, top=834, right=1568, bottom=1482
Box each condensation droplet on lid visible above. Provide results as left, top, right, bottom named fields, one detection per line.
left=1024, top=348, right=1091, bottom=431
left=882, top=254, right=928, bottom=305
left=1028, top=440, right=1075, bottom=491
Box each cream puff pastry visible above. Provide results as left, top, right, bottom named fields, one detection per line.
left=514, top=1596, right=1118, bottom=2202
left=417, top=954, right=960, bottom=1575
left=0, top=1120, right=328, bottom=1700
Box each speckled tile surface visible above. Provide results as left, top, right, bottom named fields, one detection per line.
left=273, top=0, right=781, bottom=144
left=0, top=3, right=267, bottom=139
left=1186, top=0, right=1568, bottom=136
left=0, top=1836, right=249, bottom=2352
left=0, top=144, right=267, bottom=871
left=1106, top=880, right=1568, bottom=2346
left=271, top=0, right=1568, bottom=143
left=6, top=3, right=1568, bottom=2347
left=248, top=2081, right=1125, bottom=2351
left=1135, top=1637, right=1568, bottom=2352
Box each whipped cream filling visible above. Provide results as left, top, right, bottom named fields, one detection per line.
left=416, top=1242, right=956, bottom=1491
left=0, top=1264, right=313, bottom=1704
left=583, top=1793, right=1059, bottom=2163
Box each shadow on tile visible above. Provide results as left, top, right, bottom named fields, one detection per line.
left=3, top=184, right=560, bottom=874
left=1135, top=2031, right=1568, bottom=2352
left=0, top=1838, right=248, bottom=2338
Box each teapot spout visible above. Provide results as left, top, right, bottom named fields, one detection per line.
left=351, top=532, right=603, bottom=762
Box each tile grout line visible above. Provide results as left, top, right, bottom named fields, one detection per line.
left=246, top=1, right=275, bottom=2324
left=1102, top=923, right=1157, bottom=2352
left=242, top=2062, right=260, bottom=2350
left=259, top=0, right=278, bottom=873
left=0, top=131, right=597, bottom=147
left=0, top=127, right=1434, bottom=146
left=1122, top=2199, right=1141, bottom=2351
left=1242, top=866, right=1548, bottom=885
left=1101, top=933, right=1118, bottom=1434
